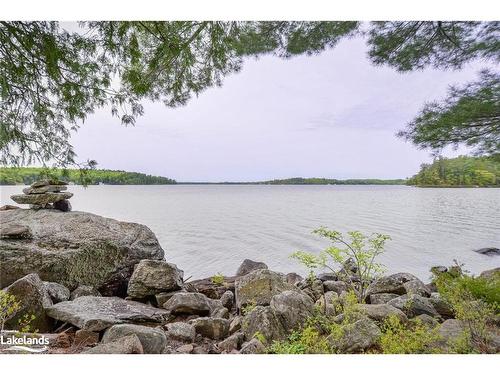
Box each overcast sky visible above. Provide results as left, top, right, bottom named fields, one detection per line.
left=71, top=36, right=483, bottom=182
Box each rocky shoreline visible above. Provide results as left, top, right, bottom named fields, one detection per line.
left=0, top=184, right=499, bottom=354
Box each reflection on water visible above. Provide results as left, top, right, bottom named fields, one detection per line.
left=1, top=185, right=499, bottom=280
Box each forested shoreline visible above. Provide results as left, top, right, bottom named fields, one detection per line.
left=407, top=156, right=500, bottom=187
left=0, top=167, right=177, bottom=185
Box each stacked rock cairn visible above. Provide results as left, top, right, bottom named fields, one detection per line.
left=10, top=179, right=73, bottom=212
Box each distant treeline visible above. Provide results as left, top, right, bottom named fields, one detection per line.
left=181, top=178, right=406, bottom=185
left=0, top=167, right=177, bottom=185
left=407, top=156, right=500, bottom=187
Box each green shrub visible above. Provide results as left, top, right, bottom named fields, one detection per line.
left=380, top=315, right=442, bottom=354
left=0, top=290, right=20, bottom=332
left=210, top=272, right=225, bottom=286
left=268, top=326, right=330, bottom=354
left=291, top=228, right=390, bottom=302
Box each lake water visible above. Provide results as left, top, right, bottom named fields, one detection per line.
left=1, top=185, right=499, bottom=281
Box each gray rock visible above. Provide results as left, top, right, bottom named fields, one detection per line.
left=479, top=267, right=500, bottom=281
left=74, top=329, right=100, bottom=347
left=218, top=332, right=245, bottom=352
left=323, top=280, right=349, bottom=295
left=439, top=319, right=466, bottom=343
left=155, top=291, right=181, bottom=307
left=190, top=317, right=230, bottom=340
left=85, top=334, right=144, bottom=354
left=53, top=199, right=72, bottom=212
left=298, top=278, right=324, bottom=302
left=44, top=281, right=70, bottom=303
left=23, top=185, right=68, bottom=194
left=102, top=323, right=167, bottom=354
left=0, top=224, right=32, bottom=239
left=315, top=291, right=339, bottom=316
left=286, top=272, right=304, bottom=285
left=270, top=290, right=314, bottom=331
left=368, top=293, right=399, bottom=304
left=0, top=209, right=164, bottom=294
left=429, top=293, right=454, bottom=318
left=162, top=292, right=212, bottom=316
left=0, top=205, right=20, bottom=211
left=356, top=303, right=408, bottom=323
left=235, top=269, right=297, bottom=309
left=70, top=285, right=101, bottom=300
left=127, top=259, right=184, bottom=298
left=212, top=306, right=229, bottom=319
left=388, top=294, right=439, bottom=318
left=328, top=318, right=381, bottom=353
left=242, top=306, right=286, bottom=343
left=166, top=322, right=196, bottom=342
left=367, top=273, right=419, bottom=296
left=317, top=272, right=337, bottom=282
left=403, top=279, right=431, bottom=297
left=3, top=273, right=53, bottom=332
left=240, top=338, right=265, bottom=354
left=11, top=192, right=73, bottom=206
left=474, top=247, right=500, bottom=256
left=176, top=344, right=194, bottom=354
left=45, top=296, right=170, bottom=331
left=413, top=314, right=439, bottom=328
left=220, top=290, right=234, bottom=310
left=229, top=316, right=242, bottom=335
left=430, top=266, right=448, bottom=276
left=236, top=259, right=268, bottom=277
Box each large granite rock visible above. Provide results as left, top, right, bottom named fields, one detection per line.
left=45, top=296, right=170, bottom=331
left=0, top=209, right=164, bottom=295
left=165, top=322, right=196, bottom=342
left=127, top=259, right=183, bottom=298
left=85, top=334, right=144, bottom=354
left=235, top=269, right=297, bottom=309
left=102, top=324, right=167, bottom=354
left=44, top=281, right=71, bottom=303
left=366, top=273, right=419, bottom=296
left=388, top=294, right=439, bottom=318
left=190, top=317, right=230, bottom=340
left=236, top=259, right=268, bottom=277
left=3, top=273, right=53, bottom=332
left=162, top=292, right=212, bottom=316
left=356, top=303, right=408, bottom=324
left=242, top=306, right=286, bottom=343
left=270, top=290, right=314, bottom=331
left=328, top=318, right=381, bottom=353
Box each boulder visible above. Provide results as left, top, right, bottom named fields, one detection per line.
left=85, top=334, right=144, bottom=354
left=298, top=278, right=324, bottom=302
left=356, top=303, right=408, bottom=324
left=176, top=344, right=194, bottom=354
left=413, top=314, right=439, bottom=328
left=403, top=279, right=431, bottom=297
left=155, top=291, right=180, bottom=307
left=240, top=338, right=265, bottom=354
left=429, top=293, right=454, bottom=319
left=439, top=319, right=466, bottom=344
left=218, top=332, right=245, bottom=352
left=0, top=224, right=32, bottom=239
left=127, top=260, right=184, bottom=298
left=162, top=292, right=212, bottom=316
left=315, top=291, right=339, bottom=316
left=220, top=290, right=234, bottom=310
left=270, top=291, right=314, bottom=331
left=44, top=281, right=70, bottom=303
left=229, top=316, right=242, bottom=335
left=323, top=280, right=349, bottom=295
left=31, top=179, right=67, bottom=188
left=212, top=306, right=229, bottom=319
left=187, top=275, right=236, bottom=299
left=0, top=205, right=20, bottom=211
left=242, top=306, right=286, bottom=343
left=317, top=272, right=337, bottom=282
left=286, top=272, right=303, bottom=285
left=166, top=322, right=196, bottom=342
left=368, top=293, right=399, bottom=305
left=367, top=273, right=419, bottom=296
left=74, top=329, right=100, bottom=347
left=235, top=269, right=297, bottom=309
left=70, top=285, right=101, bottom=300
left=45, top=296, right=170, bottom=331
left=388, top=294, right=439, bottom=318
left=3, top=273, right=53, bottom=332
left=190, top=317, right=230, bottom=340
left=236, top=259, right=268, bottom=277
left=0, top=209, right=164, bottom=295
left=102, top=324, right=167, bottom=354
left=11, top=192, right=73, bottom=206
left=328, top=318, right=381, bottom=353
left=474, top=247, right=500, bottom=256
left=430, top=266, right=448, bottom=276
left=479, top=267, right=500, bottom=281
